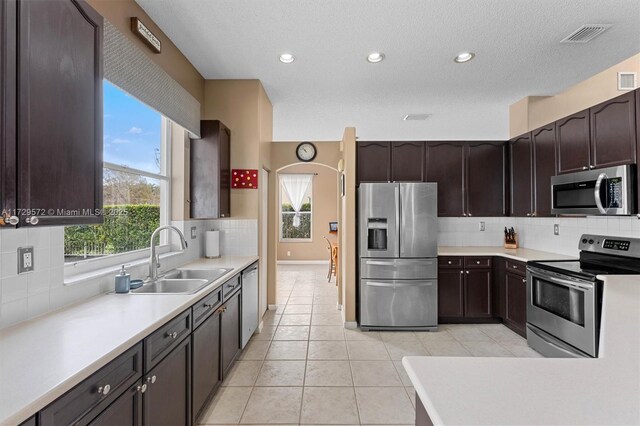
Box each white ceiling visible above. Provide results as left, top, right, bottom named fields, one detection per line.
left=136, top=0, right=640, bottom=141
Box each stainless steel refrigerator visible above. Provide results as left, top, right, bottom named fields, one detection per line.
left=358, top=183, right=438, bottom=330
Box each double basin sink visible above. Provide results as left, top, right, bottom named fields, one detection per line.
left=130, top=268, right=233, bottom=295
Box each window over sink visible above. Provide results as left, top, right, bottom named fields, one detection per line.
left=64, top=81, right=171, bottom=267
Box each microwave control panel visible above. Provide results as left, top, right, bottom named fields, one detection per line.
left=606, top=177, right=622, bottom=208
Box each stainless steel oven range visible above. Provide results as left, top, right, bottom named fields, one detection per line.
left=526, top=234, right=640, bottom=358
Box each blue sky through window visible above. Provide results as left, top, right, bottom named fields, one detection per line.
left=103, top=81, right=162, bottom=173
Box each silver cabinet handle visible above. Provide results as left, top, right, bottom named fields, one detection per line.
left=204, top=303, right=215, bottom=308
left=512, top=265, right=518, bottom=269
left=582, top=166, right=588, bottom=170
left=460, top=270, right=464, bottom=274
left=25, top=216, right=39, bottom=225
left=522, top=278, right=526, bottom=283
left=468, top=213, right=472, bottom=217
left=448, top=261, right=452, bottom=265
left=589, top=165, right=595, bottom=169
left=166, top=331, right=178, bottom=339
left=531, top=212, right=536, bottom=217
left=462, top=213, right=467, bottom=217
left=7, top=216, right=19, bottom=226
left=97, top=384, right=111, bottom=396
left=466, top=270, right=469, bottom=274
left=476, top=260, right=480, bottom=264
left=147, top=375, right=157, bottom=384
left=137, top=384, right=147, bottom=393
left=526, top=213, right=531, bottom=217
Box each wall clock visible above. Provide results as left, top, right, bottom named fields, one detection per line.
left=296, top=142, right=317, bottom=162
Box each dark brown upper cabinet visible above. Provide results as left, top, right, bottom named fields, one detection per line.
left=556, top=110, right=591, bottom=174
left=357, top=141, right=391, bottom=183
left=2, top=0, right=103, bottom=228
left=190, top=120, right=231, bottom=219
left=590, top=91, right=637, bottom=169
left=636, top=89, right=640, bottom=213
left=426, top=142, right=465, bottom=216
left=509, top=134, right=533, bottom=217
left=391, top=141, right=425, bottom=182
left=532, top=124, right=556, bottom=217
left=466, top=142, right=506, bottom=217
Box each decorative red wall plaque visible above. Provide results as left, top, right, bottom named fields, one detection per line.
left=232, top=169, right=258, bottom=189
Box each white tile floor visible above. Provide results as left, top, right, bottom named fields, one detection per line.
left=199, top=264, right=541, bottom=425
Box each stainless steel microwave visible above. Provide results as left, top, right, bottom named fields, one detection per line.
left=551, top=165, right=635, bottom=215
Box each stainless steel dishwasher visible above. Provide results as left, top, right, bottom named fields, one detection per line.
left=241, top=262, right=259, bottom=348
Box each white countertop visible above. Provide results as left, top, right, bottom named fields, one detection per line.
left=403, top=274, right=640, bottom=425
left=438, top=246, right=574, bottom=262
left=0, top=256, right=258, bottom=426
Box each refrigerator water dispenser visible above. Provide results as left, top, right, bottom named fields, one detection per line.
left=367, top=218, right=388, bottom=250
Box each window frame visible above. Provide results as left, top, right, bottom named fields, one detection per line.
left=279, top=174, right=313, bottom=243
left=64, top=117, right=173, bottom=278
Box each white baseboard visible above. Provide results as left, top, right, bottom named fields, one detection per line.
left=277, top=260, right=329, bottom=265
left=267, top=304, right=279, bottom=310
left=257, top=321, right=264, bottom=333
left=344, top=321, right=358, bottom=330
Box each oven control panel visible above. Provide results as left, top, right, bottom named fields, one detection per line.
left=602, top=239, right=630, bottom=251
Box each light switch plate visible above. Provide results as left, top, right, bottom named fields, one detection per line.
left=190, top=226, right=197, bottom=239
left=554, top=224, right=560, bottom=236
left=479, top=221, right=485, bottom=231
left=18, top=246, right=34, bottom=274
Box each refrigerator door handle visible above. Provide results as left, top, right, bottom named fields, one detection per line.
left=365, top=281, right=435, bottom=287
left=395, top=184, right=401, bottom=257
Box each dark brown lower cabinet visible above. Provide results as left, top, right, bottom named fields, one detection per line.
left=416, top=393, right=434, bottom=426
left=221, top=291, right=242, bottom=378
left=88, top=383, right=143, bottom=426
left=18, top=417, right=36, bottom=426
left=192, top=308, right=222, bottom=422
left=144, top=337, right=191, bottom=426
left=437, top=269, right=464, bottom=319
left=464, top=269, right=492, bottom=318
left=505, top=271, right=527, bottom=337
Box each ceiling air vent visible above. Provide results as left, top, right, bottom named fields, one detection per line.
left=560, top=24, right=611, bottom=43
left=403, top=114, right=431, bottom=121
left=618, top=72, right=637, bottom=90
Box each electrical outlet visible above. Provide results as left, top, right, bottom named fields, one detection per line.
left=18, top=246, right=34, bottom=274
left=554, top=224, right=560, bottom=236
left=479, top=221, right=485, bottom=231
left=190, top=226, right=197, bottom=239
left=287, top=251, right=291, bottom=257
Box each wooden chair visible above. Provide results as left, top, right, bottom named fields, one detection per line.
left=323, top=236, right=336, bottom=282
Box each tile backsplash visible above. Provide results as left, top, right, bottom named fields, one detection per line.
left=438, top=216, right=640, bottom=256
left=0, top=219, right=258, bottom=330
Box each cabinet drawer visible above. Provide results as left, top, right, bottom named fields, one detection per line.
left=464, top=257, right=492, bottom=269
left=40, top=343, right=143, bottom=426
left=505, top=260, right=526, bottom=276
left=222, top=274, right=241, bottom=300
left=438, top=257, right=463, bottom=268
left=193, top=288, right=223, bottom=329
left=145, top=310, right=191, bottom=371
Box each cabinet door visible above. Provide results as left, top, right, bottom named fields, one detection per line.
left=505, top=272, right=527, bottom=337
left=87, top=383, right=142, bottom=426
left=17, top=0, right=103, bottom=226
left=590, top=91, right=637, bottom=169
left=191, top=120, right=231, bottom=219
left=426, top=143, right=465, bottom=217
left=192, top=310, right=221, bottom=422
left=636, top=89, right=640, bottom=214
left=509, top=135, right=533, bottom=216
left=532, top=124, right=556, bottom=217
left=391, top=141, right=424, bottom=182
left=464, top=269, right=492, bottom=318
left=466, top=142, right=506, bottom=216
left=0, top=0, right=18, bottom=226
left=221, top=291, right=241, bottom=378
left=556, top=110, right=590, bottom=174
left=357, top=142, right=391, bottom=183
left=437, top=268, right=464, bottom=320
left=144, top=337, right=191, bottom=426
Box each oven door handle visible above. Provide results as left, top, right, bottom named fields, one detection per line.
left=527, top=267, right=594, bottom=291
left=594, top=172, right=608, bottom=215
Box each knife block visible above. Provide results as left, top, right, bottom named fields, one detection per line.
left=504, top=233, right=518, bottom=249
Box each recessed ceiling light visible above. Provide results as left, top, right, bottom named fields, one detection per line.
left=454, top=52, right=475, bottom=63
left=367, top=52, right=385, bottom=63
left=279, top=53, right=295, bottom=64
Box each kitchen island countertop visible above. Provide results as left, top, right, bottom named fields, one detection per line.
left=403, top=274, right=640, bottom=425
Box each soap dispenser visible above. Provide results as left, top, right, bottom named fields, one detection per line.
left=115, top=265, right=131, bottom=294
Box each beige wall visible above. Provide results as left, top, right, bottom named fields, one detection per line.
left=510, top=54, right=640, bottom=137
left=277, top=164, right=339, bottom=261
left=340, top=128, right=357, bottom=323
left=267, top=142, right=342, bottom=305
left=87, top=0, right=205, bottom=105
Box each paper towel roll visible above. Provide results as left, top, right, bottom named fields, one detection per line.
left=205, top=231, right=220, bottom=258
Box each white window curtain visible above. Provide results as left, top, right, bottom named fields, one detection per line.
left=281, top=174, right=313, bottom=227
